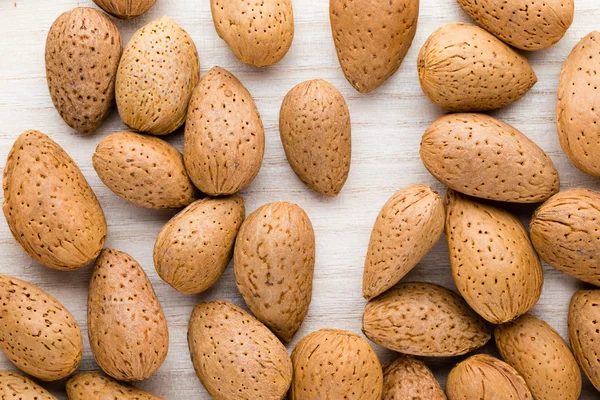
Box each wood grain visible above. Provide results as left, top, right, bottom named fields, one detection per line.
left=0, top=0, right=599, bottom=398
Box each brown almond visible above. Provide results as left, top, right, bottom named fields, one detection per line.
left=0, top=370, right=58, bottom=399
left=363, top=184, right=445, bottom=300
left=45, top=7, right=122, bottom=134
left=116, top=16, right=199, bottom=135
left=383, top=355, right=446, bottom=400
left=154, top=196, right=245, bottom=294
left=291, top=329, right=383, bottom=400
left=530, top=188, right=600, bottom=285
left=88, top=249, right=169, bottom=381
left=210, top=0, right=294, bottom=67
left=188, top=300, right=292, bottom=400
left=569, top=290, right=600, bottom=391
left=66, top=372, right=163, bottom=399
left=279, top=79, right=351, bottom=197
left=457, top=0, right=574, bottom=51
left=362, top=282, right=491, bottom=356
left=557, top=31, right=600, bottom=176
left=418, top=23, right=537, bottom=111
left=421, top=113, right=559, bottom=203
left=446, top=354, right=532, bottom=400
left=184, top=66, right=265, bottom=196
left=92, top=0, right=157, bottom=19
left=446, top=190, right=543, bottom=324
left=3, top=130, right=107, bottom=271
left=93, top=131, right=197, bottom=209
left=330, top=0, right=419, bottom=93
left=0, top=275, right=82, bottom=381
left=495, top=313, right=582, bottom=400
left=234, top=202, right=315, bottom=342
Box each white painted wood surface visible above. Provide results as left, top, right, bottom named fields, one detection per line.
left=1, top=0, right=599, bottom=398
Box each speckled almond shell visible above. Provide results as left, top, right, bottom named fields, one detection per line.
left=88, top=249, right=169, bottom=381
left=279, top=79, right=351, bottom=197
left=184, top=66, right=265, bottom=196
left=421, top=113, right=559, bottom=203
left=418, top=23, right=537, bottom=112
left=290, top=329, right=383, bottom=400
left=445, top=190, right=543, bottom=324
left=530, top=188, right=600, bottom=286
left=188, top=300, right=292, bottom=400
left=154, top=196, right=245, bottom=294
left=495, top=314, right=582, bottom=400
left=0, top=275, right=83, bottom=381
left=92, top=0, right=157, bottom=19
left=234, top=202, right=315, bottom=342
left=557, top=32, right=600, bottom=176
left=382, top=355, right=446, bottom=400
left=0, top=370, right=58, bottom=399
left=457, top=0, right=573, bottom=51
left=362, top=282, right=491, bottom=356
left=330, top=0, right=419, bottom=93
left=92, top=131, right=197, bottom=209
left=569, top=290, right=600, bottom=392
left=210, top=0, right=294, bottom=67
left=2, top=130, right=107, bottom=271
left=363, top=185, right=444, bottom=300
left=45, top=7, right=122, bottom=135
left=66, top=373, right=164, bottom=399
left=446, top=354, right=532, bottom=400
left=116, top=16, right=199, bottom=135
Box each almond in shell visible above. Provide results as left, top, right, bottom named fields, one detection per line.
left=66, top=372, right=164, bottom=399
left=569, top=289, right=600, bottom=392
left=92, top=0, right=157, bottom=19
left=184, top=66, right=265, bottom=196
left=0, top=370, right=58, bottom=399
left=362, top=282, right=491, bottom=356
left=3, top=130, right=107, bottom=271
left=0, top=275, right=83, bottom=381
left=154, top=196, right=245, bottom=294
left=188, top=300, right=292, bottom=400
left=382, top=355, right=446, bottom=400
left=290, top=329, right=383, bottom=400
left=88, top=249, right=169, bottom=381
left=234, top=201, right=315, bottom=342
left=363, top=184, right=444, bottom=300
left=418, top=23, right=537, bottom=112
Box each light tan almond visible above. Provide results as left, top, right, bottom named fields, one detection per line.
left=383, top=355, right=446, bottom=400
left=66, top=372, right=163, bottom=399
left=92, top=0, right=157, bottom=19
left=569, top=289, right=600, bottom=392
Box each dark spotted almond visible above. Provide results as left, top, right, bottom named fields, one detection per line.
left=66, top=372, right=164, bottom=399
left=0, top=370, right=58, bottom=399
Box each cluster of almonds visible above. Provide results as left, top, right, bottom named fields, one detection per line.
left=1, top=0, right=600, bottom=399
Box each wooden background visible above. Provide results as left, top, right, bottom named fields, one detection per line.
left=1, top=0, right=599, bottom=398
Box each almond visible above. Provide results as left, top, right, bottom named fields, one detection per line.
left=92, top=0, right=157, bottom=19
left=569, top=290, right=600, bottom=392
left=362, top=282, right=491, bottom=356
left=363, top=184, right=445, bottom=300
left=530, top=188, right=600, bottom=285
left=421, top=113, right=559, bottom=203
left=66, top=372, right=164, bottom=399
left=290, top=329, right=383, bottom=400
left=210, top=0, right=294, bottom=67
left=446, top=354, right=532, bottom=400
left=0, top=370, right=58, bottom=399
left=330, top=0, right=419, bottom=93
left=45, top=7, right=122, bottom=134
left=495, top=313, right=582, bottom=400
left=234, top=201, right=315, bottom=342
left=418, top=23, right=537, bottom=112
left=457, top=0, right=574, bottom=50
left=445, top=190, right=543, bottom=324
left=88, top=249, right=169, bottom=381
left=279, top=79, right=351, bottom=196
left=116, top=16, right=199, bottom=135
left=3, top=130, right=107, bottom=271
left=382, top=355, right=446, bottom=400
left=184, top=66, right=265, bottom=196
left=557, top=31, right=600, bottom=176
left=0, top=275, right=82, bottom=381
left=154, top=196, right=245, bottom=294
left=188, top=300, right=292, bottom=400
left=93, top=131, right=197, bottom=209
